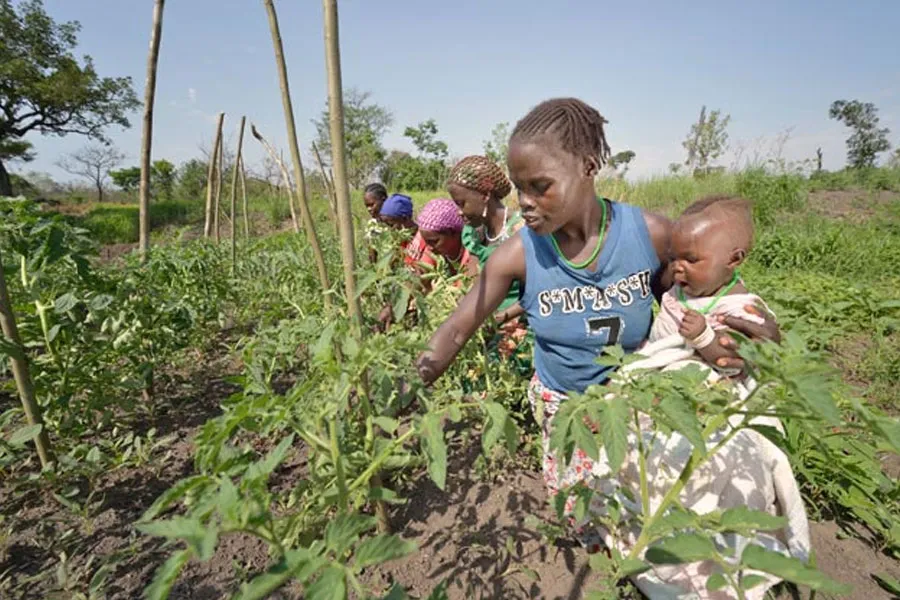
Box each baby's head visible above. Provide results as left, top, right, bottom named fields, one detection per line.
left=671, top=195, right=753, bottom=297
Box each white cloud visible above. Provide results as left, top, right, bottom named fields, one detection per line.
left=188, top=88, right=197, bottom=104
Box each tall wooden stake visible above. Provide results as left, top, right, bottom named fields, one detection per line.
left=251, top=124, right=301, bottom=234
left=230, top=116, right=246, bottom=274
left=263, top=0, right=331, bottom=305
left=139, top=0, right=165, bottom=263
left=214, top=133, right=224, bottom=243
left=0, top=247, right=53, bottom=468
left=324, top=0, right=389, bottom=534
left=311, top=140, right=339, bottom=229
left=239, top=155, right=250, bottom=238
left=204, top=113, right=225, bottom=238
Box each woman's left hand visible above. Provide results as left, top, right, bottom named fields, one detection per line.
left=713, top=303, right=781, bottom=371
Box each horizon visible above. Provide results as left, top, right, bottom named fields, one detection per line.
left=7, top=0, right=900, bottom=187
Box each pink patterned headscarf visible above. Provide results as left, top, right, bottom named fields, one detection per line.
left=416, top=198, right=464, bottom=233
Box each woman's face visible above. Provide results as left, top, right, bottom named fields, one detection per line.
left=363, top=192, right=384, bottom=219
left=421, top=229, right=462, bottom=260
left=448, top=183, right=488, bottom=227
left=507, top=137, right=597, bottom=235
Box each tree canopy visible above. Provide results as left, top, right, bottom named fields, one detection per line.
left=0, top=0, right=139, bottom=195
left=829, top=100, right=892, bottom=169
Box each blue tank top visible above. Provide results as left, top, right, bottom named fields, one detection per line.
left=519, top=200, right=660, bottom=394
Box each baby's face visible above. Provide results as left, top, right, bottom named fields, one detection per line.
left=670, top=216, right=735, bottom=297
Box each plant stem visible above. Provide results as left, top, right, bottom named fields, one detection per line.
left=347, top=428, right=416, bottom=493
left=329, top=418, right=348, bottom=511
left=634, top=409, right=650, bottom=517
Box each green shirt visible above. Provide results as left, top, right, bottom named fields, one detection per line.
left=462, top=212, right=523, bottom=311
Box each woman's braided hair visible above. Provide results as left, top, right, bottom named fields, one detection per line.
left=364, top=182, right=388, bottom=202
left=510, top=98, right=612, bottom=168
left=446, top=155, right=512, bottom=200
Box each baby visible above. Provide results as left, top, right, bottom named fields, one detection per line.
left=649, top=195, right=772, bottom=374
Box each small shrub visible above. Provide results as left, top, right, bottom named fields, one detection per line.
left=736, top=168, right=805, bottom=226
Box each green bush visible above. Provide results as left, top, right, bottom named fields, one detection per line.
left=735, top=169, right=805, bottom=226
left=75, top=200, right=200, bottom=244
left=808, top=167, right=900, bottom=192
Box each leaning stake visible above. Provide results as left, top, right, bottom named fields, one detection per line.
left=230, top=116, right=246, bottom=274
left=0, top=246, right=53, bottom=468
left=204, top=113, right=225, bottom=238
left=262, top=0, right=331, bottom=305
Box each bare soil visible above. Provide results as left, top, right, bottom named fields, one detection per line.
left=807, top=189, right=899, bottom=223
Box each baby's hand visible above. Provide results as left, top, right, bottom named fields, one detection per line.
left=679, top=309, right=708, bottom=340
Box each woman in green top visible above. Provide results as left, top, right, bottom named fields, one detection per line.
left=447, top=156, right=529, bottom=361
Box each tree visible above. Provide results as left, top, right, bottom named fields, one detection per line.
left=311, top=88, right=393, bottom=188
left=152, top=159, right=175, bottom=200
left=889, top=148, right=900, bottom=170
left=682, top=106, right=730, bottom=173
left=176, top=158, right=208, bottom=199
left=139, top=0, right=166, bottom=261
left=609, top=150, right=636, bottom=176
left=404, top=119, right=448, bottom=161
left=0, top=0, right=140, bottom=196
left=828, top=100, right=891, bottom=169
left=385, top=119, right=450, bottom=190
left=110, top=166, right=141, bottom=193
left=56, top=144, right=124, bottom=202
left=483, top=122, right=510, bottom=166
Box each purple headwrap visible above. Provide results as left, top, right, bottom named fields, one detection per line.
left=416, top=198, right=464, bottom=233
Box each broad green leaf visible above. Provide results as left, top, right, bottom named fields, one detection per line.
left=657, top=394, right=704, bottom=450
left=368, top=487, right=406, bottom=505
left=647, top=509, right=698, bottom=538
left=54, top=292, right=77, bottom=313
left=618, top=557, right=651, bottom=577
left=571, top=418, right=599, bottom=462
left=393, top=288, right=411, bottom=322
left=420, top=413, right=447, bottom=490
left=645, top=533, right=719, bottom=565
left=705, top=572, right=728, bottom=591
left=740, top=574, right=768, bottom=589
left=482, top=402, right=508, bottom=453
left=245, top=434, right=294, bottom=482
left=503, top=413, right=519, bottom=455
left=425, top=581, right=450, bottom=600
left=8, top=424, right=42, bottom=446
left=740, top=545, right=850, bottom=593
left=141, top=475, right=211, bottom=522
left=601, top=397, right=629, bottom=474
left=0, top=336, right=25, bottom=361
left=144, top=549, right=192, bottom=600
left=325, top=513, right=375, bottom=556
left=312, top=323, right=336, bottom=364
left=353, top=534, right=416, bottom=569
left=137, top=516, right=215, bottom=561
left=719, top=507, right=785, bottom=533
left=373, top=416, right=399, bottom=435
left=380, top=583, right=411, bottom=600
left=873, top=572, right=900, bottom=595
left=233, top=549, right=313, bottom=600
left=305, top=565, right=345, bottom=600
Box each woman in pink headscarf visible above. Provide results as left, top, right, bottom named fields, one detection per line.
left=405, top=198, right=479, bottom=279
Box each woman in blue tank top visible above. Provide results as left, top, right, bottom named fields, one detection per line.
left=415, top=98, right=779, bottom=551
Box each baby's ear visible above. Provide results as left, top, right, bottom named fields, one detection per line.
left=728, top=248, right=747, bottom=268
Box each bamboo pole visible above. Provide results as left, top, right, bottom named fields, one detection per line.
left=139, top=0, right=165, bottom=263
left=311, top=140, right=339, bottom=230
left=204, top=113, right=225, bottom=238
left=263, top=0, right=331, bottom=305
left=239, top=155, right=250, bottom=238
left=251, top=124, right=300, bottom=233
left=324, top=0, right=390, bottom=534
left=0, top=247, right=53, bottom=468
left=230, top=116, right=246, bottom=274
left=214, top=132, right=224, bottom=243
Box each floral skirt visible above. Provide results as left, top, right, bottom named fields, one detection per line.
left=527, top=374, right=604, bottom=552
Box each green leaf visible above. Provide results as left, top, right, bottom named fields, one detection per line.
left=648, top=509, right=698, bottom=538
left=353, top=534, right=416, bottom=569
left=740, top=545, right=850, bottom=593
left=368, top=487, right=406, bottom=505
left=706, top=572, right=728, bottom=591
left=618, top=557, right=651, bottom=577
left=0, top=336, right=25, bottom=361
left=141, top=475, right=211, bottom=522
left=425, top=581, right=450, bottom=600
left=325, top=514, right=375, bottom=556
left=873, top=572, right=900, bottom=595
left=373, top=416, right=399, bottom=435
left=8, top=424, right=42, bottom=446
left=137, top=517, right=217, bottom=561
left=719, top=507, right=785, bottom=533
left=571, top=419, right=600, bottom=462
left=144, top=549, right=192, bottom=600
left=312, top=323, right=336, bottom=364
left=393, top=287, right=411, bottom=322
left=245, top=434, right=294, bottom=482
left=482, top=402, right=508, bottom=454
left=305, top=565, right=346, bottom=600
left=233, top=549, right=314, bottom=600
left=380, top=583, right=411, bottom=600
left=740, top=574, right=768, bottom=589
left=657, top=394, right=704, bottom=450
left=645, top=534, right=719, bottom=564
left=54, top=292, right=78, bottom=313
left=601, top=397, right=629, bottom=474
left=420, top=413, right=447, bottom=490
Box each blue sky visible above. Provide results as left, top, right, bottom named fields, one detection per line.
left=13, top=0, right=900, bottom=183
